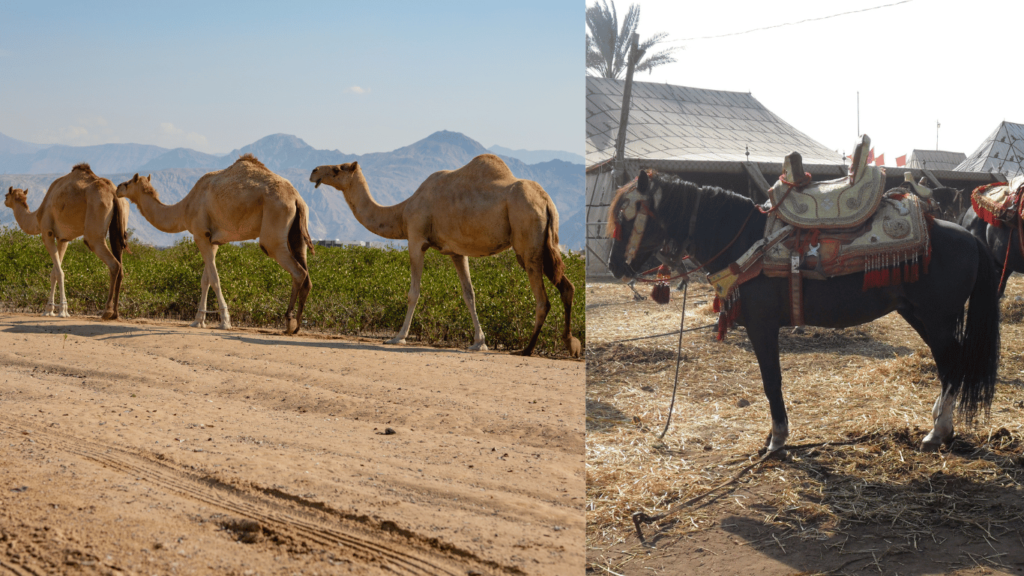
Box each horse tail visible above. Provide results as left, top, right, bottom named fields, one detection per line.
left=288, top=199, right=315, bottom=267
left=953, top=235, right=1000, bottom=422
left=108, top=197, right=130, bottom=262
left=541, top=197, right=565, bottom=285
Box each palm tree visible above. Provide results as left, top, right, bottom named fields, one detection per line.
left=586, top=0, right=678, bottom=79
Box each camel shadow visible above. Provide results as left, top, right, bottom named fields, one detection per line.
left=2, top=319, right=153, bottom=338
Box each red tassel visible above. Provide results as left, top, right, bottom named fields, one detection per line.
left=910, top=262, right=919, bottom=283
left=891, top=264, right=902, bottom=285
left=651, top=284, right=670, bottom=304
left=923, top=252, right=930, bottom=275
left=713, top=296, right=721, bottom=313
left=881, top=266, right=891, bottom=287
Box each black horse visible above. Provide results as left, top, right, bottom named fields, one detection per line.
left=959, top=204, right=1024, bottom=296
left=607, top=171, right=1000, bottom=453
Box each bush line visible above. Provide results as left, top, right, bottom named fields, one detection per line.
left=0, top=227, right=585, bottom=356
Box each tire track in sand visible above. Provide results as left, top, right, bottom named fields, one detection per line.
left=1, top=414, right=523, bottom=576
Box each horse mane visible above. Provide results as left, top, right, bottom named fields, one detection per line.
left=606, top=172, right=757, bottom=240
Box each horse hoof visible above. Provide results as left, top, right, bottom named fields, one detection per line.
left=920, top=441, right=941, bottom=452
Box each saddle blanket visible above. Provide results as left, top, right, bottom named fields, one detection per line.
left=762, top=191, right=932, bottom=287
left=971, top=176, right=1024, bottom=227
left=767, top=165, right=887, bottom=230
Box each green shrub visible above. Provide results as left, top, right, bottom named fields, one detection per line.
left=0, top=227, right=585, bottom=356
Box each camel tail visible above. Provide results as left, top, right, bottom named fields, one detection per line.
left=108, top=197, right=130, bottom=261
left=542, top=200, right=565, bottom=285
left=289, top=200, right=315, bottom=266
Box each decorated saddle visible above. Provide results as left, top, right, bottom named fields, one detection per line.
left=761, top=190, right=931, bottom=285
left=708, top=135, right=934, bottom=337
left=766, top=135, right=886, bottom=229
left=970, top=176, right=1024, bottom=227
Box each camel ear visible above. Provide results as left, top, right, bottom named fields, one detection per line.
left=351, top=161, right=358, bottom=170
left=132, top=173, right=139, bottom=182
left=332, top=166, right=340, bottom=175
left=146, top=174, right=151, bottom=182
left=7, top=186, right=11, bottom=193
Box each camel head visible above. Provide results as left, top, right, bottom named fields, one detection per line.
left=115, top=173, right=155, bottom=203
left=310, top=162, right=361, bottom=190
left=4, top=186, right=28, bottom=209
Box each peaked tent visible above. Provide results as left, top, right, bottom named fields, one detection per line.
left=954, top=121, right=1024, bottom=178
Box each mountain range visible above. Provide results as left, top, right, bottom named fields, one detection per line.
left=0, top=131, right=584, bottom=248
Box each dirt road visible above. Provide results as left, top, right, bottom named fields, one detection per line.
left=0, top=313, right=583, bottom=575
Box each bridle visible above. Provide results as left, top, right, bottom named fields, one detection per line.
left=614, top=180, right=700, bottom=269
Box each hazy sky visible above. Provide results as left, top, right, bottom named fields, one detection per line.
left=626, top=0, right=1024, bottom=163
left=0, top=1, right=580, bottom=155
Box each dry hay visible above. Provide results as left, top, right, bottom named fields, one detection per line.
left=586, top=275, right=1024, bottom=569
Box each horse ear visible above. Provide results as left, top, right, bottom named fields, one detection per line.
left=638, top=170, right=650, bottom=193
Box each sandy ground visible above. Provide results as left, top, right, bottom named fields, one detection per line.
left=0, top=312, right=584, bottom=575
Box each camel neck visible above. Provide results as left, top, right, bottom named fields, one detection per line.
left=10, top=203, right=41, bottom=235
left=342, top=172, right=408, bottom=240
left=134, top=192, right=190, bottom=234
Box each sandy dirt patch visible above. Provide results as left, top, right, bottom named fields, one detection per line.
left=0, top=313, right=583, bottom=575
left=586, top=278, right=1024, bottom=576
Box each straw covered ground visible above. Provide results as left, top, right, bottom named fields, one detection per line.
left=586, top=275, right=1024, bottom=576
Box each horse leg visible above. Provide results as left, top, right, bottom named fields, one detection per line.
left=898, top=309, right=957, bottom=451
left=388, top=243, right=425, bottom=345
left=450, top=254, right=487, bottom=351
left=747, top=321, right=788, bottom=452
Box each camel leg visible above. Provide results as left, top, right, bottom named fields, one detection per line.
left=268, top=244, right=311, bottom=335
left=521, top=263, right=551, bottom=357
left=193, top=238, right=230, bottom=329
left=43, top=236, right=70, bottom=318
left=553, top=275, right=580, bottom=358
left=87, top=234, right=123, bottom=320
left=450, top=254, right=487, bottom=351
left=388, top=246, right=425, bottom=345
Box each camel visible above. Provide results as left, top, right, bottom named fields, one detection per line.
left=116, top=154, right=314, bottom=334
left=309, top=154, right=580, bottom=357
left=4, top=164, right=129, bottom=319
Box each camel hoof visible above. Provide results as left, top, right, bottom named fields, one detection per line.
left=190, top=320, right=206, bottom=328
left=518, top=348, right=535, bottom=357
left=58, top=311, right=70, bottom=318
left=386, top=337, right=407, bottom=345
left=285, top=317, right=298, bottom=334
left=101, top=311, right=116, bottom=321
left=468, top=342, right=488, bottom=352
left=568, top=337, right=582, bottom=358
left=219, top=322, right=231, bottom=330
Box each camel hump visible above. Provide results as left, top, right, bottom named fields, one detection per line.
left=465, top=154, right=515, bottom=180
left=72, top=162, right=95, bottom=175
left=235, top=153, right=267, bottom=169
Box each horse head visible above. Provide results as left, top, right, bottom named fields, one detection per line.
left=606, top=170, right=667, bottom=278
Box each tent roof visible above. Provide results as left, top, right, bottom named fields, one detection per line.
left=905, top=150, right=966, bottom=171
left=954, top=121, right=1024, bottom=178
left=586, top=77, right=842, bottom=166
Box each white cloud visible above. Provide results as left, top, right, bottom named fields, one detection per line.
left=160, top=122, right=183, bottom=135
left=348, top=86, right=369, bottom=94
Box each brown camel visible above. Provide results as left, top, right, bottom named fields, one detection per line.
left=116, top=154, right=314, bottom=334
left=4, top=164, right=129, bottom=319
left=310, top=153, right=580, bottom=357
